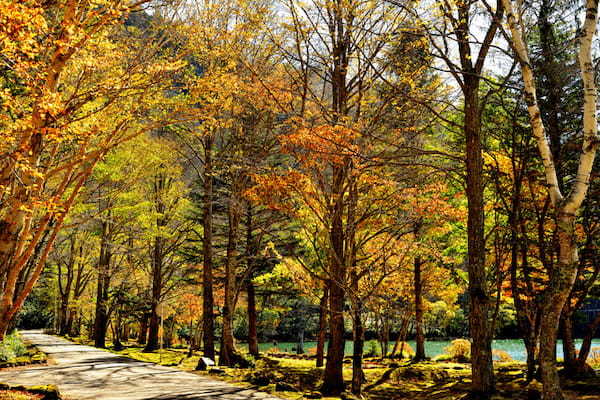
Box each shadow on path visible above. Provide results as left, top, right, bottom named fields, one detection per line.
left=0, top=331, right=280, bottom=400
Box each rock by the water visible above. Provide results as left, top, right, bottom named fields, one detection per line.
left=196, top=357, right=215, bottom=371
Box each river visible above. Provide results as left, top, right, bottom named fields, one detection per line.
left=257, top=338, right=600, bottom=361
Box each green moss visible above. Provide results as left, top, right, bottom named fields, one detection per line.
left=94, top=342, right=600, bottom=400
left=110, top=346, right=200, bottom=369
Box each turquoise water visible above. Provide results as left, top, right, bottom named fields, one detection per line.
left=257, top=338, right=600, bottom=362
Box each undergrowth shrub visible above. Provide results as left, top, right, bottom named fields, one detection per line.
left=0, top=332, right=27, bottom=362
left=364, top=340, right=380, bottom=357
left=394, top=341, right=415, bottom=359
left=444, top=339, right=471, bottom=362
left=492, top=349, right=513, bottom=362
left=588, top=347, right=600, bottom=367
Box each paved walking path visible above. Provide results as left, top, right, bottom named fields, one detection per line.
left=0, top=331, right=279, bottom=400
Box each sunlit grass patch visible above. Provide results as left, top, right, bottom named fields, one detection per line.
left=112, top=345, right=200, bottom=369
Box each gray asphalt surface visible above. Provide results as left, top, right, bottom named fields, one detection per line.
left=0, top=331, right=279, bottom=400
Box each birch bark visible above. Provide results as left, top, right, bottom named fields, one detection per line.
left=501, top=1, right=600, bottom=397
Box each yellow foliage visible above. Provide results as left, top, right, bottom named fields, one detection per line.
left=444, top=339, right=471, bottom=362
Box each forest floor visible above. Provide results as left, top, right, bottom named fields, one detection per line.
left=63, top=337, right=600, bottom=400
left=0, top=388, right=44, bottom=400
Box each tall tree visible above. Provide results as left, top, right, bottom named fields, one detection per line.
left=0, top=1, right=188, bottom=338
left=502, top=0, right=600, bottom=397
left=402, top=0, right=505, bottom=396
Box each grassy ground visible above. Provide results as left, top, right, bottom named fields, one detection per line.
left=64, top=336, right=600, bottom=400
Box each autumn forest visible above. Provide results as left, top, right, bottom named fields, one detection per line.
left=1, top=1, right=600, bottom=400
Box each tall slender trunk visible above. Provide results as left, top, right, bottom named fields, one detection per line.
left=501, top=0, right=599, bottom=395
left=414, top=256, right=426, bottom=361
left=379, top=316, right=391, bottom=358
left=200, top=135, right=215, bottom=362
left=139, top=313, right=149, bottom=345
left=247, top=280, right=259, bottom=357
left=560, top=311, right=577, bottom=369
left=351, top=303, right=364, bottom=395
left=123, top=323, right=130, bottom=342
left=509, top=180, right=541, bottom=381
left=322, top=271, right=345, bottom=394
left=219, top=202, right=240, bottom=366
left=146, top=173, right=168, bottom=352
left=350, top=268, right=364, bottom=395
left=58, top=237, right=75, bottom=336
left=59, top=295, right=70, bottom=335
left=245, top=204, right=259, bottom=357
left=66, top=307, right=76, bottom=336
left=538, top=213, right=578, bottom=400
left=94, top=220, right=111, bottom=348
left=391, top=316, right=410, bottom=358
left=321, top=166, right=347, bottom=395
left=464, top=80, right=494, bottom=398
left=316, top=285, right=329, bottom=367
left=297, top=327, right=305, bottom=354
left=113, top=313, right=123, bottom=350
left=145, top=234, right=163, bottom=352
left=68, top=246, right=87, bottom=337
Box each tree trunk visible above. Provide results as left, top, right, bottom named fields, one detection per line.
left=351, top=302, right=364, bottom=395
left=538, top=213, right=578, bottom=400
left=322, top=278, right=345, bottom=395
left=464, top=79, right=494, bottom=398
left=93, top=221, right=111, bottom=349
left=560, top=311, right=577, bottom=370
left=123, top=323, right=130, bottom=342
left=391, top=316, right=410, bottom=358
left=219, top=202, right=240, bottom=367
left=382, top=317, right=390, bottom=358
left=66, top=307, right=76, bottom=336
left=321, top=159, right=347, bottom=395
left=316, top=285, right=329, bottom=367
left=414, top=256, right=426, bottom=361
left=297, top=328, right=305, bottom=354
left=509, top=184, right=541, bottom=382
left=570, top=313, right=600, bottom=375
left=321, top=182, right=346, bottom=395
left=501, top=0, right=599, bottom=395
left=144, top=234, right=163, bottom=352
left=57, top=237, right=75, bottom=336
left=113, top=315, right=123, bottom=351
left=59, top=296, right=70, bottom=336
left=247, top=280, right=259, bottom=357
left=523, top=333, right=539, bottom=382
left=139, top=313, right=149, bottom=345
left=200, top=134, right=215, bottom=362
left=145, top=304, right=160, bottom=352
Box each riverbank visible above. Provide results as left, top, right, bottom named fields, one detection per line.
left=258, top=338, right=600, bottom=362
left=64, top=334, right=600, bottom=400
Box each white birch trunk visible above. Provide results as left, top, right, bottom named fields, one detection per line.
left=501, top=0, right=600, bottom=398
